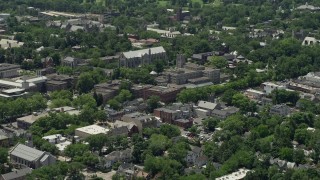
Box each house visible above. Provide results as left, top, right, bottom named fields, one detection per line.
left=9, top=143, right=56, bottom=169
left=42, top=134, right=63, bottom=144
left=0, top=39, right=24, bottom=49
left=261, top=82, right=286, bottom=95
left=0, top=63, right=21, bottom=78
left=185, top=145, right=202, bottom=165
left=41, top=57, right=54, bottom=68
left=121, top=112, right=157, bottom=132
left=0, top=134, right=9, bottom=147
left=75, top=125, right=110, bottom=138
left=245, top=89, right=266, bottom=100
left=16, top=112, right=49, bottom=130
left=302, top=37, right=319, bottom=46
left=173, top=119, right=193, bottom=129
left=119, top=46, right=167, bottom=68
left=0, top=167, right=32, bottom=180
left=61, top=56, right=83, bottom=68
left=103, top=148, right=133, bottom=168
left=109, top=120, right=139, bottom=137
left=211, top=107, right=239, bottom=119
left=270, top=104, right=291, bottom=116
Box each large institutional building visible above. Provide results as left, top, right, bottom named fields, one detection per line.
left=119, top=46, right=167, bottom=68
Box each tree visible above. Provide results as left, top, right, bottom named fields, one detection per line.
left=221, top=89, right=237, bottom=105
left=293, top=149, right=305, bottom=164
left=271, top=89, right=300, bottom=105
left=209, top=56, right=228, bottom=68
left=147, top=96, right=161, bottom=113
left=279, top=147, right=293, bottom=161
left=64, top=144, right=89, bottom=159
left=76, top=73, right=95, bottom=94
left=0, top=148, right=8, bottom=164
left=159, top=124, right=181, bottom=138
left=148, top=134, right=171, bottom=156
left=203, top=117, right=220, bottom=131
left=168, top=142, right=189, bottom=164
left=108, top=99, right=121, bottom=110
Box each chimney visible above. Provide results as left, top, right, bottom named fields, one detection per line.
left=61, top=107, right=64, bottom=112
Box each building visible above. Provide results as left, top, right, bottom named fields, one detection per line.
left=16, top=112, right=49, bottom=130
left=131, top=84, right=154, bottom=99
left=185, top=145, right=203, bottom=165
left=0, top=134, right=9, bottom=147
left=103, top=148, right=133, bottom=168
left=0, top=168, right=32, bottom=180
left=9, top=143, right=56, bottom=169
left=296, top=3, right=320, bottom=11
left=61, top=56, right=83, bottom=68
left=163, top=62, right=220, bottom=85
left=121, top=112, right=157, bottom=132
left=144, top=85, right=184, bottom=103
left=110, top=120, right=139, bottom=137
left=0, top=63, right=21, bottom=78
left=216, top=168, right=251, bottom=180
left=146, top=27, right=181, bottom=38
left=46, top=74, right=74, bottom=92
left=173, top=119, right=193, bottom=128
left=270, top=104, right=291, bottom=116
left=154, top=103, right=194, bottom=124
left=194, top=101, right=239, bottom=119
left=75, top=125, right=110, bottom=139
left=42, top=134, right=63, bottom=144
left=0, top=39, right=24, bottom=49
left=302, top=37, right=319, bottom=46
left=244, top=89, right=266, bottom=100
left=261, top=82, right=286, bottom=95
left=94, top=81, right=121, bottom=103
left=119, top=46, right=166, bottom=68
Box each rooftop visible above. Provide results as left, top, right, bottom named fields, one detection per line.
left=10, top=143, right=45, bottom=162
left=122, top=46, right=165, bottom=59
left=0, top=63, right=20, bottom=71
left=16, top=112, right=49, bottom=124
left=216, top=168, right=251, bottom=180
left=1, top=168, right=32, bottom=180
left=76, top=125, right=109, bottom=135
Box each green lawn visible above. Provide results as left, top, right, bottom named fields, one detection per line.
left=158, top=0, right=169, bottom=7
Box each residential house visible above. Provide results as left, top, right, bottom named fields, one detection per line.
left=9, top=143, right=56, bottom=169
left=121, top=112, right=157, bottom=132
left=0, top=168, right=32, bottom=180
left=173, top=119, right=193, bottom=129
left=270, top=104, right=291, bottom=116
left=16, top=112, right=49, bottom=130
left=185, top=145, right=203, bottom=166
left=261, top=82, right=286, bottom=95
left=109, top=120, right=139, bottom=137
left=61, top=56, right=84, bottom=68
left=103, top=148, right=133, bottom=168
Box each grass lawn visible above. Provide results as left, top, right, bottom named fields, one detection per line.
left=158, top=0, right=169, bottom=7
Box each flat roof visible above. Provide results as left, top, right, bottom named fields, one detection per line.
left=16, top=112, right=49, bottom=124
left=1, top=168, right=32, bottom=180
left=76, top=125, right=109, bottom=135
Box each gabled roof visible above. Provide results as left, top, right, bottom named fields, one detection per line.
left=122, top=46, right=165, bottom=59
left=10, top=143, right=45, bottom=162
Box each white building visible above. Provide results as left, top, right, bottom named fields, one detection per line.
left=42, top=134, right=63, bottom=144
left=147, top=28, right=181, bottom=38
left=302, top=37, right=319, bottom=46
left=75, top=125, right=110, bottom=138
left=119, top=46, right=166, bottom=68
left=0, top=39, right=24, bottom=49
left=216, top=168, right=251, bottom=180
left=261, top=82, right=286, bottom=95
